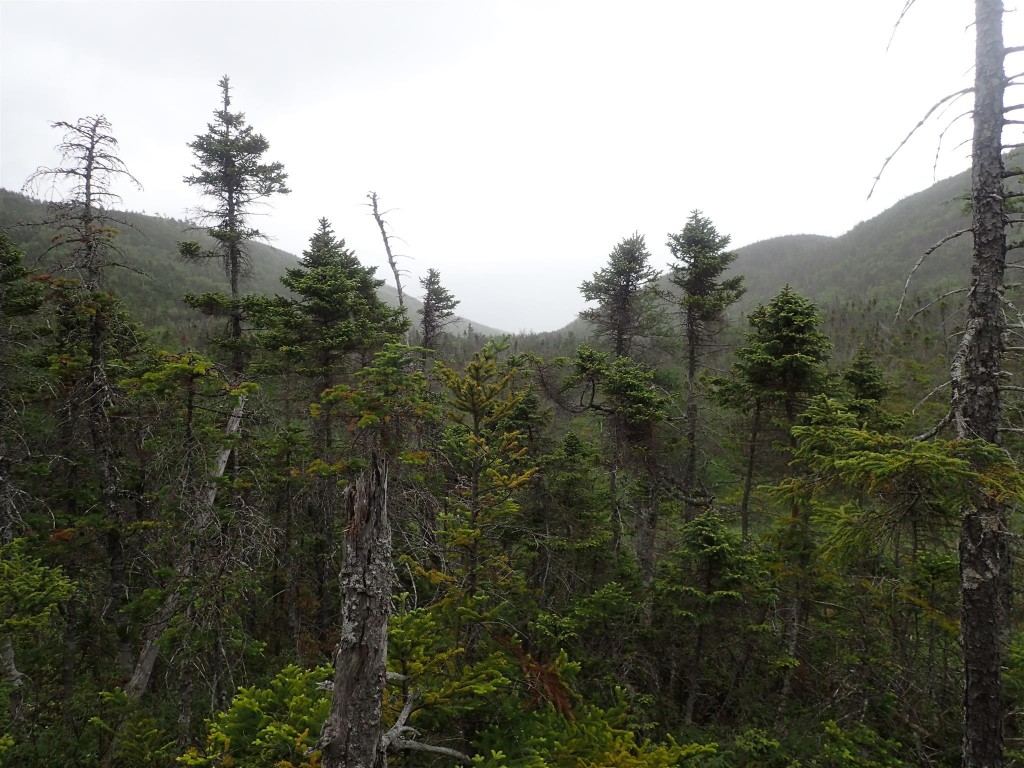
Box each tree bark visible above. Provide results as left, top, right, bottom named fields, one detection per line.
left=955, top=3, right=1010, bottom=766
left=683, top=307, right=701, bottom=521
left=634, top=480, right=659, bottom=588
left=739, top=401, right=761, bottom=541
left=319, top=458, right=392, bottom=768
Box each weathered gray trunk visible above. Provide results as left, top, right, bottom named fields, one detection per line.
left=1, top=638, right=24, bottom=729
left=320, top=458, right=392, bottom=768
left=955, top=2, right=1010, bottom=766
left=634, top=481, right=659, bottom=588
left=683, top=309, right=701, bottom=521
left=739, top=401, right=761, bottom=541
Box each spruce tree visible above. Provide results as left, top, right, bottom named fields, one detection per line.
left=667, top=211, right=745, bottom=513
left=179, top=75, right=290, bottom=377
left=251, top=217, right=408, bottom=438
left=247, top=218, right=406, bottom=641
left=418, top=268, right=459, bottom=351
left=579, top=233, right=664, bottom=358
left=712, top=285, right=831, bottom=538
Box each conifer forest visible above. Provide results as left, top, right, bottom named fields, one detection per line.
left=5, top=2, right=1024, bottom=766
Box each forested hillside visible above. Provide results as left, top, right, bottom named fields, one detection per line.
left=3, top=28, right=1024, bottom=768
left=731, top=170, right=974, bottom=312
left=0, top=189, right=505, bottom=346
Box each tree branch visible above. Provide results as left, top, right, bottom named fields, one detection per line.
left=894, top=228, right=973, bottom=320
left=390, top=738, right=473, bottom=765
left=869, top=88, right=974, bottom=200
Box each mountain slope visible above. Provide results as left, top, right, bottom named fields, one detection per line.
left=731, top=171, right=974, bottom=312
left=0, top=189, right=505, bottom=342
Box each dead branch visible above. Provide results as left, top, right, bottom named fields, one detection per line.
left=934, top=109, right=975, bottom=179
left=912, top=379, right=952, bottom=414
left=894, top=228, right=973, bottom=320
left=367, top=191, right=406, bottom=310
left=869, top=88, right=974, bottom=200
left=390, top=738, right=473, bottom=765
left=886, top=0, right=918, bottom=52
left=916, top=409, right=953, bottom=441
left=907, top=288, right=970, bottom=321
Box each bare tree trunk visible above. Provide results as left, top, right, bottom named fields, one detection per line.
left=1, top=638, right=25, bottom=729
left=634, top=480, right=659, bottom=588
left=320, top=458, right=392, bottom=768
left=366, top=193, right=401, bottom=309
left=955, top=2, right=1010, bottom=766
left=774, top=592, right=802, bottom=728
left=86, top=309, right=134, bottom=678
left=122, top=395, right=246, bottom=703
left=739, top=401, right=761, bottom=541
left=683, top=624, right=704, bottom=725
left=683, top=313, right=701, bottom=521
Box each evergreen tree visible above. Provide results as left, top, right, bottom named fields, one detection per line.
left=841, top=343, right=900, bottom=431
left=567, top=345, right=671, bottom=585
left=418, top=267, right=459, bottom=351
left=247, top=218, right=407, bottom=642
left=712, top=285, right=831, bottom=538
left=0, top=234, right=43, bottom=728
left=666, top=211, right=745, bottom=513
left=250, top=217, right=408, bottom=448
left=23, top=116, right=145, bottom=685
left=178, top=75, right=290, bottom=377
left=580, top=233, right=664, bottom=359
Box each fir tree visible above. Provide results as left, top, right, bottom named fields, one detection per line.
left=179, top=75, right=290, bottom=377
left=418, top=268, right=459, bottom=351
left=580, top=233, right=664, bottom=359
left=712, top=285, right=831, bottom=538
left=666, top=211, right=745, bottom=513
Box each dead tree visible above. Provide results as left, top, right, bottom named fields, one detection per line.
left=102, top=392, right=247, bottom=767
left=955, top=2, right=1011, bottom=766
left=367, top=192, right=406, bottom=310
left=23, top=116, right=141, bottom=679
left=878, top=4, right=1018, bottom=763
left=319, top=459, right=392, bottom=768
left=316, top=458, right=473, bottom=767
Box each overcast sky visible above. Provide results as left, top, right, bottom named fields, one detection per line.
left=3, top=1, right=1022, bottom=332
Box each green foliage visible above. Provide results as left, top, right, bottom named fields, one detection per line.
left=178, top=664, right=330, bottom=768
left=814, top=720, right=908, bottom=768
left=713, top=285, right=831, bottom=419
left=659, top=512, right=759, bottom=620
left=568, top=345, right=668, bottom=444
left=579, top=234, right=665, bottom=358
left=0, top=538, right=74, bottom=635
left=667, top=210, right=746, bottom=329
left=841, top=345, right=902, bottom=431
left=472, top=691, right=714, bottom=767
left=419, top=267, right=460, bottom=350
left=786, top=404, right=1024, bottom=564
left=180, top=75, right=290, bottom=267
left=248, top=218, right=408, bottom=380
left=0, top=233, right=41, bottom=319
left=5, top=73, right=1017, bottom=768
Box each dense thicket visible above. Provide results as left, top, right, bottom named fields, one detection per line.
left=3, top=44, right=1024, bottom=767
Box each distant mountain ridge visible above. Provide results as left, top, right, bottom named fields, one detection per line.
left=730, top=171, right=974, bottom=313
left=0, top=189, right=506, bottom=342
left=1, top=161, right=991, bottom=345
